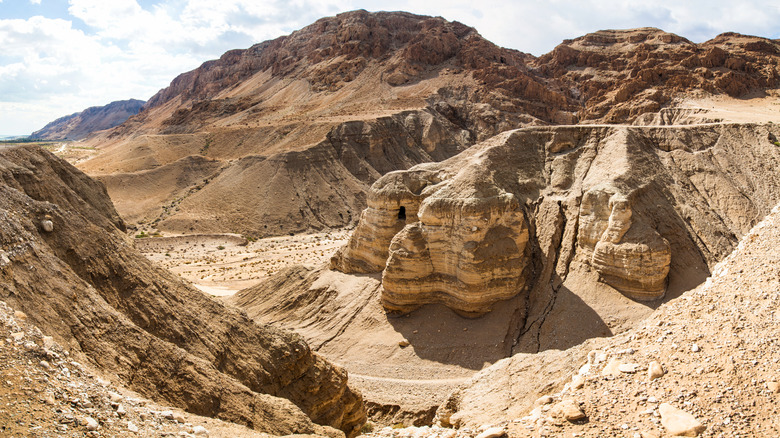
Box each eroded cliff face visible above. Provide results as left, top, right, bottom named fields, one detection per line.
left=332, top=123, right=780, bottom=317
left=0, top=146, right=365, bottom=436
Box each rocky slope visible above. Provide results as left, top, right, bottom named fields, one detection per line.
left=0, top=145, right=365, bottom=436
left=76, top=11, right=780, bottom=238
left=31, top=99, right=145, bottom=141
left=428, top=203, right=780, bottom=437
left=333, top=123, right=780, bottom=319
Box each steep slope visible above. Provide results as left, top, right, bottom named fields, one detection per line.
left=80, top=10, right=564, bottom=236
left=434, top=203, right=780, bottom=437
left=31, top=99, right=145, bottom=141
left=333, top=123, right=780, bottom=321
left=536, top=29, right=780, bottom=123
left=231, top=122, right=780, bottom=424
left=0, top=145, right=365, bottom=436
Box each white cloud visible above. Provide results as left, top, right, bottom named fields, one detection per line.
left=29, top=0, right=42, bottom=4
left=1, top=0, right=780, bottom=134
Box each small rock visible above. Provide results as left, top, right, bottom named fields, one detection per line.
left=173, top=412, right=186, bottom=423
left=117, top=404, right=127, bottom=417
left=84, top=416, right=99, bottom=431
left=659, top=403, right=705, bottom=436
left=535, top=395, right=554, bottom=405
left=640, top=431, right=660, bottom=438
left=13, top=310, right=27, bottom=321
left=192, top=425, right=209, bottom=436
left=767, top=381, right=780, bottom=393
left=399, top=340, right=410, bottom=348
left=648, top=361, right=664, bottom=380
left=108, top=391, right=124, bottom=403
left=162, top=410, right=175, bottom=420
left=601, top=358, right=623, bottom=377
left=691, top=344, right=700, bottom=352
left=619, top=363, right=639, bottom=373
left=475, top=426, right=505, bottom=438
left=11, top=332, right=24, bottom=342
left=139, top=412, right=149, bottom=421
left=553, top=399, right=586, bottom=421
left=571, top=374, right=585, bottom=390
left=41, top=219, right=54, bottom=232
left=128, top=421, right=139, bottom=433
left=40, top=360, right=51, bottom=371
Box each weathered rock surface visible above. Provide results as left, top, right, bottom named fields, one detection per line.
left=435, top=204, right=780, bottom=436
left=333, top=123, right=780, bottom=315
left=31, top=99, right=145, bottom=141
left=77, top=12, right=780, bottom=239
left=0, top=145, right=365, bottom=436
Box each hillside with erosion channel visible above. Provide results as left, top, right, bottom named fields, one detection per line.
left=6, top=8, right=780, bottom=438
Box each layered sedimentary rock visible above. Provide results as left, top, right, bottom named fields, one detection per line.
left=577, top=189, right=671, bottom=299
left=78, top=11, right=780, bottom=239
left=332, top=124, right=780, bottom=316
left=0, top=145, right=365, bottom=436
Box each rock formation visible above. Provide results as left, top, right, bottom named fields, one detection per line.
left=333, top=124, right=780, bottom=315
left=432, top=204, right=780, bottom=436
left=31, top=99, right=145, bottom=141
left=75, top=11, right=780, bottom=238
left=0, top=145, right=365, bottom=436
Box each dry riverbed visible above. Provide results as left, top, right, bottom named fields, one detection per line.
left=135, top=229, right=351, bottom=295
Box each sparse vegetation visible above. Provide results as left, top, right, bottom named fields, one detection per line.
left=360, top=422, right=374, bottom=434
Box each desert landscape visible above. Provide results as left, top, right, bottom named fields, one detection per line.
left=3, top=7, right=780, bottom=438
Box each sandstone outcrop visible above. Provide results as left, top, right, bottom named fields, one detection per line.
left=0, top=145, right=365, bottom=436
left=333, top=123, right=780, bottom=315
left=434, top=204, right=780, bottom=436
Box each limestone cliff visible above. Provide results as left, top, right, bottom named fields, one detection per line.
left=332, top=123, right=780, bottom=316
left=0, top=145, right=365, bottom=436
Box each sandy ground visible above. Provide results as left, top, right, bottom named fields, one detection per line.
left=675, top=91, right=780, bottom=123
left=136, top=229, right=351, bottom=295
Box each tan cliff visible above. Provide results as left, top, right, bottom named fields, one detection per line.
left=332, top=123, right=780, bottom=317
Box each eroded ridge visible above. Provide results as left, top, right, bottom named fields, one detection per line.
left=332, top=123, right=780, bottom=316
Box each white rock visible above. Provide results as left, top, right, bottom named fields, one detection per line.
left=162, top=410, right=175, bottom=420
left=648, top=361, right=664, bottom=380
left=128, top=421, right=139, bottom=433
left=117, top=404, right=127, bottom=416
left=173, top=412, right=186, bottom=423
left=571, top=374, right=585, bottom=389
left=691, top=344, right=700, bottom=352
left=84, top=416, right=99, bottom=431
left=192, top=425, right=209, bottom=436
left=659, top=403, right=705, bottom=436
left=475, top=426, right=505, bottom=438
left=619, top=363, right=639, bottom=373
left=108, top=391, right=124, bottom=403
left=41, top=219, right=54, bottom=232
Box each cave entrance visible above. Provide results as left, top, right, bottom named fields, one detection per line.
left=398, top=206, right=406, bottom=220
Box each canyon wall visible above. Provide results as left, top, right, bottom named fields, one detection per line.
left=332, top=123, right=780, bottom=316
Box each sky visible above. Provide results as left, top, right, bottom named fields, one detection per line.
left=1, top=0, right=780, bottom=135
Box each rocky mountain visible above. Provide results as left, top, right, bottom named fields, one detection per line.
left=76, top=10, right=780, bottom=238
left=31, top=99, right=145, bottom=141
left=0, top=145, right=364, bottom=436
